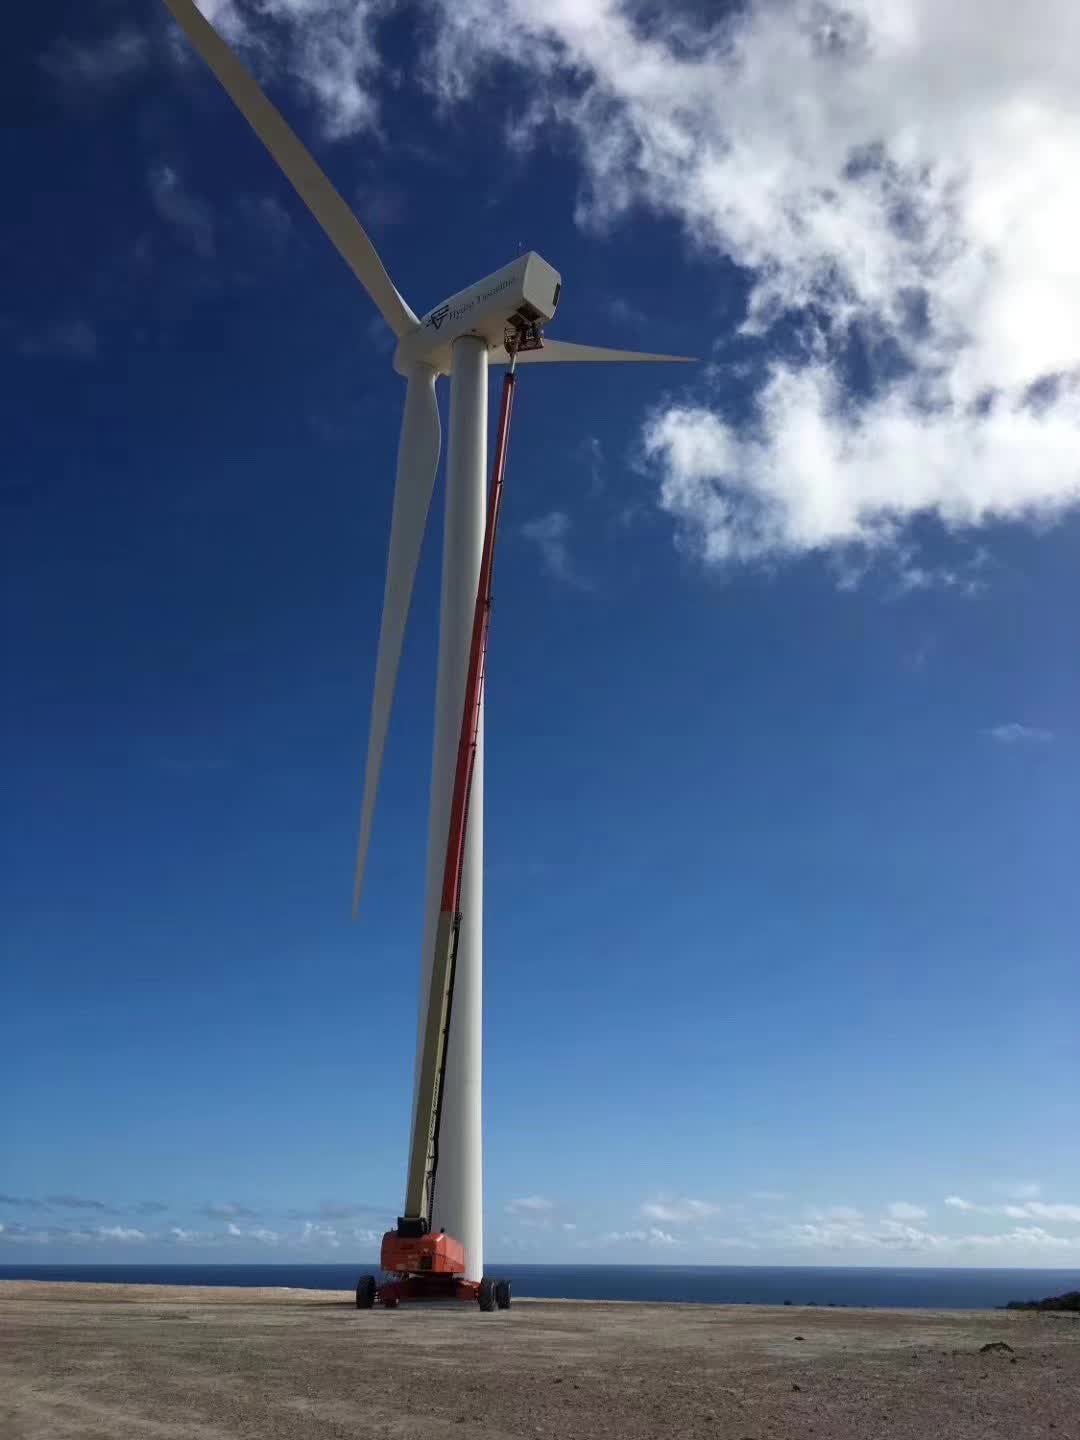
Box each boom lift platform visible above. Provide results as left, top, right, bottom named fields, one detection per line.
left=355, top=323, right=539, bottom=1312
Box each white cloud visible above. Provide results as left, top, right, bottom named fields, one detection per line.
left=520, top=510, right=588, bottom=587
left=887, top=1201, right=928, bottom=1221
left=96, top=1226, right=146, bottom=1242
left=602, top=1227, right=679, bottom=1246
left=190, top=0, right=249, bottom=47
left=875, top=1219, right=943, bottom=1248
left=1003, top=1201, right=1080, bottom=1224
left=963, top=1226, right=1080, bottom=1252
left=149, top=165, right=215, bottom=257
left=787, top=1218, right=876, bottom=1250
left=297, top=1221, right=340, bottom=1248
left=200, top=1202, right=257, bottom=1220
left=227, top=1221, right=280, bottom=1244
left=576, top=434, right=606, bottom=496
left=172, top=1217, right=379, bottom=1249
left=350, top=1227, right=382, bottom=1246
left=41, top=27, right=150, bottom=91
left=646, top=377, right=1080, bottom=573
left=986, top=723, right=1054, bottom=745
left=421, top=0, right=1080, bottom=579
left=506, top=1195, right=554, bottom=1216
left=606, top=296, right=649, bottom=331
left=992, top=1181, right=1042, bottom=1199
left=0, top=1225, right=51, bottom=1245
left=786, top=1212, right=1080, bottom=1256
left=942, top=1190, right=1080, bottom=1223
left=640, top=1198, right=727, bottom=1223
left=803, top=1205, right=864, bottom=1225
left=185, top=1, right=385, bottom=137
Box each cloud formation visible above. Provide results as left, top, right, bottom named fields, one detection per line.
left=73, top=1, right=1080, bottom=587
left=786, top=1212, right=1080, bottom=1255
left=1004, top=1202, right=1080, bottom=1223
left=945, top=1193, right=1080, bottom=1224
left=602, top=1227, right=679, bottom=1247
left=520, top=510, right=588, bottom=587
left=991, top=1181, right=1042, bottom=1200
left=424, top=0, right=1080, bottom=578
left=640, top=1198, right=727, bottom=1223
left=506, top=1195, right=555, bottom=1216
left=227, top=1222, right=281, bottom=1244
left=179, top=1, right=386, bottom=138
left=0, top=1211, right=386, bottom=1252
left=149, top=165, right=216, bottom=258
left=986, top=723, right=1054, bottom=745
left=41, top=26, right=150, bottom=92
left=45, top=1195, right=120, bottom=1214
left=887, top=1201, right=929, bottom=1221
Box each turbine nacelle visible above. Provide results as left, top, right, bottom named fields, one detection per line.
left=394, top=253, right=562, bottom=377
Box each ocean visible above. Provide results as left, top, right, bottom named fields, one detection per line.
left=3, top=1263, right=1077, bottom=1310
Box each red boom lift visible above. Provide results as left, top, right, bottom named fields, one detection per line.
left=355, top=323, right=540, bottom=1312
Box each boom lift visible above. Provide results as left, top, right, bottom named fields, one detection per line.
left=355, top=323, right=539, bottom=1312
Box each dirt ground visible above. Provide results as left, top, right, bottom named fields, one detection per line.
left=1, top=1281, right=1077, bottom=1439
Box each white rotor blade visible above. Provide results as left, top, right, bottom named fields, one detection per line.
left=504, top=339, right=694, bottom=365
left=353, top=368, right=441, bottom=917
left=163, top=0, right=417, bottom=338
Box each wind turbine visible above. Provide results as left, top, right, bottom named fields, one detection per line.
left=165, top=0, right=690, bottom=1291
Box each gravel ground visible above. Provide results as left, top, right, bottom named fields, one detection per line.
left=1, top=1281, right=1077, bottom=1439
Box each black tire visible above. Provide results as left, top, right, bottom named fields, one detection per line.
left=495, top=1279, right=511, bottom=1310
left=478, top=1275, right=497, bottom=1312
left=355, top=1274, right=377, bottom=1309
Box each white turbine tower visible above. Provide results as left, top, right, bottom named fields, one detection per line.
left=166, top=0, right=689, bottom=1292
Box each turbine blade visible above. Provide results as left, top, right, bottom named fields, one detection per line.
left=504, top=339, right=695, bottom=365
left=353, top=367, right=441, bottom=917
left=163, top=0, right=417, bottom=338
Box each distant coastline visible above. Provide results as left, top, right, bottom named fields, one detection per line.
left=1005, top=1290, right=1080, bottom=1313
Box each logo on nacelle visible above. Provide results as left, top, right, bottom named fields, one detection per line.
left=426, top=305, right=450, bottom=331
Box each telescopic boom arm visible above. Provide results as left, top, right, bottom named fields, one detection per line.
left=399, top=343, right=521, bottom=1234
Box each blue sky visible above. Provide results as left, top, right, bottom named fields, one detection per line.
left=3, top=0, right=1080, bottom=1268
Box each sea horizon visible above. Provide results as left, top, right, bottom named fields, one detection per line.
left=4, top=1261, right=1077, bottom=1311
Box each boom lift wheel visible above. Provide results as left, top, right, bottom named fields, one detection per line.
left=495, top=1279, right=512, bottom=1310
left=355, top=1274, right=377, bottom=1309
left=478, top=1276, right=497, bottom=1312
